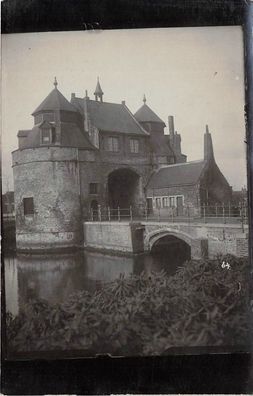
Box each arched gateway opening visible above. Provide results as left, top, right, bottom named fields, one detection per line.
left=108, top=169, right=140, bottom=209
left=151, top=235, right=191, bottom=275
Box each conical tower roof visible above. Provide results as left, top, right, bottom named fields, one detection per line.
left=32, top=79, right=77, bottom=115
left=134, top=101, right=165, bottom=126
left=94, top=78, right=104, bottom=96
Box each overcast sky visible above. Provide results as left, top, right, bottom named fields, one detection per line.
left=2, top=27, right=247, bottom=192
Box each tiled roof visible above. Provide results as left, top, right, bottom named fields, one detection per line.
left=72, top=98, right=148, bottom=136
left=147, top=160, right=207, bottom=189
left=60, top=123, right=95, bottom=149
left=32, top=88, right=77, bottom=115
left=17, top=130, right=30, bottom=137
left=18, top=123, right=95, bottom=150
left=150, top=134, right=175, bottom=157
left=134, top=103, right=166, bottom=125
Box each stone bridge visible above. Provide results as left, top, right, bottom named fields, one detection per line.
left=83, top=220, right=249, bottom=259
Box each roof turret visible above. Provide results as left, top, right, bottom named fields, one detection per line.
left=94, top=77, right=104, bottom=102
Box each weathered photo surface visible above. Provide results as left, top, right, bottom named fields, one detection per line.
left=2, top=27, right=250, bottom=358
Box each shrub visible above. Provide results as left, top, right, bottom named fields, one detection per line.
left=6, top=255, right=250, bottom=356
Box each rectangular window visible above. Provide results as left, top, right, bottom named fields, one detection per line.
left=42, top=112, right=54, bottom=122
left=89, top=183, right=98, bottom=194
left=162, top=197, right=169, bottom=208
left=35, top=114, right=43, bottom=124
left=169, top=196, right=175, bottom=207
left=23, top=197, right=34, bottom=215
left=51, top=127, right=56, bottom=144
left=130, top=138, right=139, bottom=153
left=107, top=136, right=119, bottom=152
left=155, top=197, right=161, bottom=209
left=41, top=129, right=51, bottom=144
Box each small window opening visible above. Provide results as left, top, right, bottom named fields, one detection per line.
left=23, top=197, right=34, bottom=215
left=41, top=129, right=51, bottom=144
left=89, top=183, right=98, bottom=194
left=51, top=127, right=56, bottom=144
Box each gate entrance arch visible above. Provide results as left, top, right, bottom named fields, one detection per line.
left=108, top=168, right=141, bottom=209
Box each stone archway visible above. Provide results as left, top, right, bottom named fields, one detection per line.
left=145, top=228, right=208, bottom=260
left=108, top=168, right=141, bottom=209
left=150, top=234, right=191, bottom=272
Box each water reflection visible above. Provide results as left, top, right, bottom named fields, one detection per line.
left=5, top=249, right=176, bottom=317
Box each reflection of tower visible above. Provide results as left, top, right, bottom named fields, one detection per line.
left=4, top=256, right=19, bottom=316
left=15, top=253, right=85, bottom=306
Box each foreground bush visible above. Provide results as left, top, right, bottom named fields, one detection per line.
left=6, top=255, right=250, bottom=356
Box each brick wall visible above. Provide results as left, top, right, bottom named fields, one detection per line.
left=13, top=148, right=83, bottom=250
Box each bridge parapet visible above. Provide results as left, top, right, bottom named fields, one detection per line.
left=83, top=220, right=248, bottom=258
left=144, top=221, right=248, bottom=259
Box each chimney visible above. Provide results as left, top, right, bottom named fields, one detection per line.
left=168, top=116, right=175, bottom=138
left=204, top=124, right=214, bottom=161
left=71, top=93, right=76, bottom=100
left=84, top=92, right=90, bottom=133
left=121, top=100, right=126, bottom=105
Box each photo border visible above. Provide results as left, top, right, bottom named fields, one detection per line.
left=1, top=0, right=252, bottom=393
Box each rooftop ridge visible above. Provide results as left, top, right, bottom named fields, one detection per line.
left=158, top=159, right=205, bottom=169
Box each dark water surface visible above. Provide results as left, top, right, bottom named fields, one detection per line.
left=4, top=248, right=184, bottom=317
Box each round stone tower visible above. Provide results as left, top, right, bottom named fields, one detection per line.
left=12, top=79, right=95, bottom=251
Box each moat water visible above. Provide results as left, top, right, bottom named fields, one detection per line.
left=4, top=246, right=189, bottom=317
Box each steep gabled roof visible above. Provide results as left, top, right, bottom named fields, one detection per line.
left=134, top=103, right=166, bottom=126
left=147, top=160, right=207, bottom=189
left=72, top=97, right=148, bottom=136
left=32, top=88, right=77, bottom=115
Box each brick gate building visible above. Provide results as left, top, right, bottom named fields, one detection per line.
left=12, top=78, right=231, bottom=250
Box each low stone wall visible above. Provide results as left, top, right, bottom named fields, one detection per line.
left=83, top=222, right=145, bottom=253
left=16, top=230, right=82, bottom=252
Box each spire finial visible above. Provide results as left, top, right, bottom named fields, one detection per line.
left=54, top=77, right=58, bottom=89
left=143, top=94, right=146, bottom=104
left=94, top=77, right=104, bottom=102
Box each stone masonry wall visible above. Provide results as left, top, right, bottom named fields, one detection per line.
left=13, top=147, right=83, bottom=250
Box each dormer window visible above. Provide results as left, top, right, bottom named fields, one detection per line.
left=40, top=122, right=56, bottom=145
left=41, top=128, right=51, bottom=144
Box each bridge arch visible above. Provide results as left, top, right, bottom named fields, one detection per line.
left=144, top=227, right=208, bottom=260
left=145, top=228, right=193, bottom=250
left=143, top=228, right=193, bottom=272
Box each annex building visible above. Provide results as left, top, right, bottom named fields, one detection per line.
left=12, top=78, right=232, bottom=250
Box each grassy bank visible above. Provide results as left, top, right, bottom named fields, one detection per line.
left=6, top=255, right=250, bottom=356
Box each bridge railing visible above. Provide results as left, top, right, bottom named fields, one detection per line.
left=89, top=202, right=248, bottom=228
